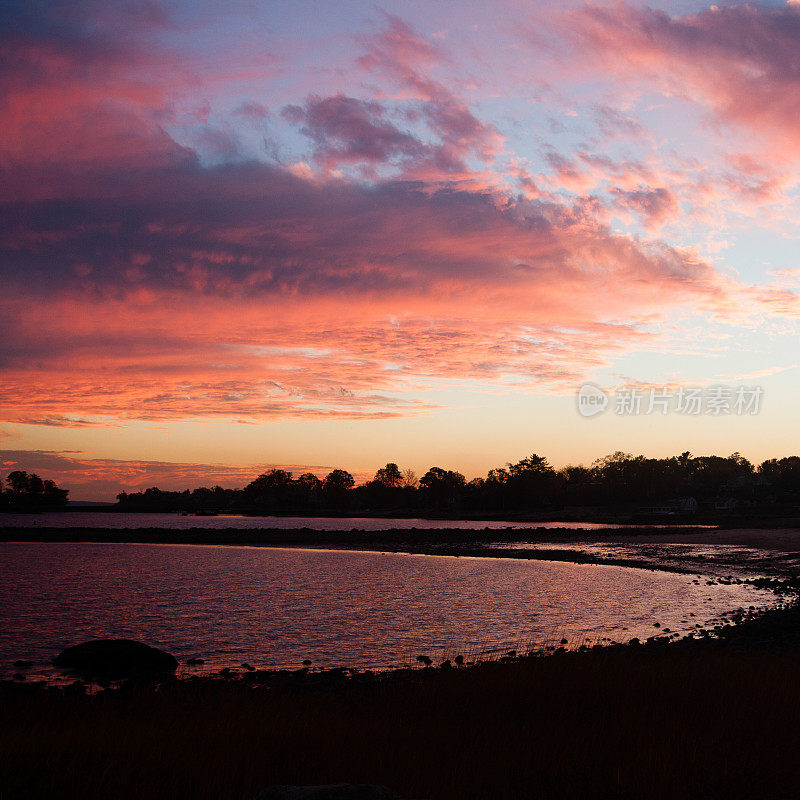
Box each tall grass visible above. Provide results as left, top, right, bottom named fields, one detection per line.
left=3, top=627, right=800, bottom=800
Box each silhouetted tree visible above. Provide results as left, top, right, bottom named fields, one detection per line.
left=296, top=473, right=323, bottom=492
left=6, top=470, right=32, bottom=494
left=374, top=463, right=404, bottom=488
left=243, top=470, right=294, bottom=511
left=559, top=465, right=598, bottom=506
left=401, top=468, right=417, bottom=489
left=419, top=467, right=466, bottom=508
left=323, top=469, right=355, bottom=493
left=106, top=448, right=800, bottom=519
left=3, top=471, right=68, bottom=509
left=292, top=473, right=323, bottom=508
left=505, top=453, right=558, bottom=507
left=759, top=457, right=800, bottom=492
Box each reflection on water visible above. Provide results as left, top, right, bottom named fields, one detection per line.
left=0, top=511, right=712, bottom=530
left=0, top=542, right=777, bottom=679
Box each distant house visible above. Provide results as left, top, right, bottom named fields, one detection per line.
left=714, top=497, right=739, bottom=511
left=676, top=496, right=699, bottom=514
left=639, top=497, right=698, bottom=517
left=640, top=504, right=676, bottom=517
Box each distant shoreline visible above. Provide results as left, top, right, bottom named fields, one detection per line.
left=9, top=507, right=800, bottom=529
left=1, top=525, right=689, bottom=573
left=5, top=525, right=800, bottom=580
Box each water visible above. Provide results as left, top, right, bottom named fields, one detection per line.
left=0, top=511, right=709, bottom=530
left=485, top=540, right=784, bottom=578
left=0, top=542, right=777, bottom=680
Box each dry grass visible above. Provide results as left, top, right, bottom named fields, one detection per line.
left=3, top=629, right=800, bottom=800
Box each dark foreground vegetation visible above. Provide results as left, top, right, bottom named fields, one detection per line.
left=111, top=451, right=800, bottom=521
left=0, top=471, right=68, bottom=511
left=3, top=601, right=800, bottom=800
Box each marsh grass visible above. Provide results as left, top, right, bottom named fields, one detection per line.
left=4, top=603, right=800, bottom=800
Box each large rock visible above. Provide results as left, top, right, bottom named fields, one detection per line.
left=256, top=786, right=402, bottom=800
left=53, top=639, right=178, bottom=678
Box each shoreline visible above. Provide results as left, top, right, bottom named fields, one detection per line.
left=5, top=530, right=800, bottom=799
left=5, top=596, right=796, bottom=691
left=6, top=524, right=800, bottom=579
left=4, top=525, right=795, bottom=681
left=30, top=506, right=800, bottom=528
left=0, top=525, right=699, bottom=574
left=4, top=599, right=800, bottom=799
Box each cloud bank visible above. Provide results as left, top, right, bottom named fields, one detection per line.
left=1, top=0, right=798, bottom=432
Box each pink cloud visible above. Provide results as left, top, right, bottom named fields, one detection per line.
left=281, top=94, right=426, bottom=172
left=559, top=2, right=800, bottom=160
left=611, top=186, right=681, bottom=230
left=356, top=15, right=504, bottom=177
left=1, top=3, right=798, bottom=431
left=1, top=129, right=792, bottom=424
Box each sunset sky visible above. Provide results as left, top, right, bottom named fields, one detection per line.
left=3, top=0, right=800, bottom=499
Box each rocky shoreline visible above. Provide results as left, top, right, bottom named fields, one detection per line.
left=4, top=528, right=800, bottom=798
left=4, top=598, right=800, bottom=799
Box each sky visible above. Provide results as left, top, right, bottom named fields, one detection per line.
left=2, top=0, right=800, bottom=499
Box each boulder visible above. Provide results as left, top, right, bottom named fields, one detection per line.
left=53, top=639, right=178, bottom=678
left=256, top=787, right=401, bottom=800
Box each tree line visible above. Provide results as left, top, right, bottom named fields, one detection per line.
left=113, top=451, right=800, bottom=518
left=0, top=471, right=69, bottom=510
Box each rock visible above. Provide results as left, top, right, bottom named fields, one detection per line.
left=255, top=785, right=402, bottom=800
left=53, top=639, right=178, bottom=679
left=186, top=657, right=205, bottom=666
